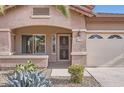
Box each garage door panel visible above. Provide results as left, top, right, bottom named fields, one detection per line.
left=87, top=39, right=124, bottom=67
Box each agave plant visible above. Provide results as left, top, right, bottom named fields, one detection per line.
left=7, top=71, right=52, bottom=87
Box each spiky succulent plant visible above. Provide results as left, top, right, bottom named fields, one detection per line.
left=7, top=71, right=52, bottom=87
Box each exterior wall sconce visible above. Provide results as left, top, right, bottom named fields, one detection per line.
left=76, top=30, right=82, bottom=42
left=77, top=31, right=81, bottom=37
left=73, top=29, right=86, bottom=42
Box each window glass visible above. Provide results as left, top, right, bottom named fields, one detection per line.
left=22, top=35, right=33, bottom=54
left=22, top=35, right=46, bottom=54
left=88, top=35, right=103, bottom=39
left=34, top=35, right=45, bottom=54
left=108, top=35, right=122, bottom=39
left=51, top=34, right=56, bottom=53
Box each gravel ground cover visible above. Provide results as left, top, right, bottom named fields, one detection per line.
left=0, top=69, right=101, bottom=87
left=49, top=76, right=101, bottom=87
left=0, top=70, right=13, bottom=87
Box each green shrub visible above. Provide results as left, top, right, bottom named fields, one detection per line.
left=68, top=64, right=84, bottom=83
left=7, top=71, right=52, bottom=87
left=16, top=60, right=38, bottom=72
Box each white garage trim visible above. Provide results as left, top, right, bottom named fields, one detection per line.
left=86, top=30, right=124, bottom=34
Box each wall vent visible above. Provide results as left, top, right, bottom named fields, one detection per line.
left=33, top=7, right=49, bottom=16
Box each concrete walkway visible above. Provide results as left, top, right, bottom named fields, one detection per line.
left=86, top=68, right=124, bottom=87
left=51, top=69, right=91, bottom=77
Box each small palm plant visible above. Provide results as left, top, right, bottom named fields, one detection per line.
left=0, top=5, right=4, bottom=14
left=55, top=5, right=69, bottom=17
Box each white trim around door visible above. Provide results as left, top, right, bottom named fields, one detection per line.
left=57, top=34, right=71, bottom=61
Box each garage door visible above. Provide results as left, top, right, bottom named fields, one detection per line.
left=87, top=34, right=124, bottom=67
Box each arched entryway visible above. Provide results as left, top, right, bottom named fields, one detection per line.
left=12, top=25, right=72, bottom=68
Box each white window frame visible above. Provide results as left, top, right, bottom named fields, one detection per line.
left=57, top=34, right=71, bottom=61
left=21, top=34, right=46, bottom=54
left=34, top=34, right=46, bottom=54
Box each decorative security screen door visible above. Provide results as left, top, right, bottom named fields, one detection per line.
left=58, top=34, right=70, bottom=61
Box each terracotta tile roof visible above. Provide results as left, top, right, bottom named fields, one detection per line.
left=70, top=5, right=94, bottom=17
left=83, top=5, right=95, bottom=10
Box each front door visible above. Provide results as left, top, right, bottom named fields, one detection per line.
left=58, top=34, right=71, bottom=61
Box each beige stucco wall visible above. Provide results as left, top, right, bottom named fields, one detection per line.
left=70, top=11, right=86, bottom=29
left=13, top=26, right=72, bottom=62
left=0, top=5, right=86, bottom=29
left=86, top=17, right=124, bottom=30
left=0, top=30, right=11, bottom=55
left=0, top=5, right=87, bottom=66
left=0, top=55, right=49, bottom=68
left=71, top=29, right=87, bottom=66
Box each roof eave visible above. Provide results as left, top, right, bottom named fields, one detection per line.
left=70, top=5, right=95, bottom=17
left=95, top=13, right=124, bottom=17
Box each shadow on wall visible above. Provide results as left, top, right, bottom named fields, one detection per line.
left=101, top=53, right=124, bottom=67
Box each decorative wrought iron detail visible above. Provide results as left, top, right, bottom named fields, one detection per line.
left=88, top=35, right=103, bottom=39
left=108, top=35, right=122, bottom=39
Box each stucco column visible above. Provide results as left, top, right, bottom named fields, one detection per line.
left=0, top=29, right=12, bottom=55
left=71, top=29, right=87, bottom=66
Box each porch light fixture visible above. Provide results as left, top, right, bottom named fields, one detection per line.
left=76, top=30, right=82, bottom=42
left=77, top=31, right=81, bottom=37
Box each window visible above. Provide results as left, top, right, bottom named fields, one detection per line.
left=108, top=35, right=122, bottom=39
left=88, top=35, right=103, bottom=39
left=22, top=34, right=46, bottom=54
left=51, top=34, right=56, bottom=53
